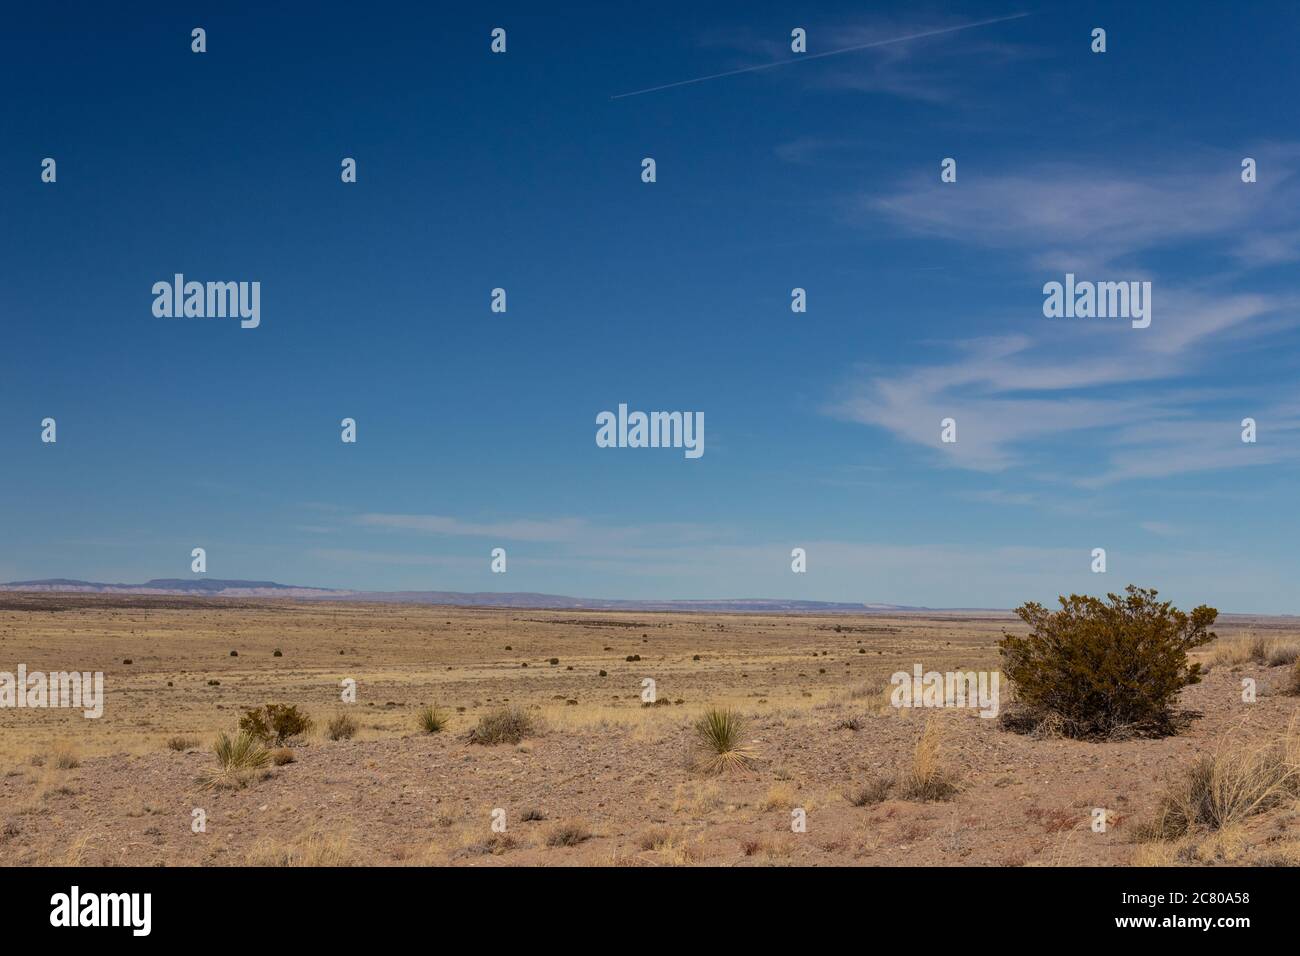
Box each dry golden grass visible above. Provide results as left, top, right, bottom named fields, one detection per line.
left=4, top=595, right=1299, bottom=867
left=1208, top=634, right=1272, bottom=668
left=672, top=780, right=723, bottom=815
left=1136, top=723, right=1300, bottom=841
left=1286, top=660, right=1300, bottom=696
left=760, top=782, right=798, bottom=810
left=898, top=718, right=961, bottom=802
left=849, top=775, right=893, bottom=806
left=325, top=711, right=359, bottom=741
left=544, top=820, right=593, bottom=847
left=635, top=828, right=701, bottom=865
left=0, top=596, right=1013, bottom=768
left=1266, top=643, right=1300, bottom=668
left=467, top=706, right=538, bottom=745
left=246, top=827, right=355, bottom=866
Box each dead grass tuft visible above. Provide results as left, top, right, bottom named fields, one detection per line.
left=897, top=718, right=961, bottom=802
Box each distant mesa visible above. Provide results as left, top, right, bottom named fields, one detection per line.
left=0, top=578, right=946, bottom=613
left=0, top=578, right=340, bottom=598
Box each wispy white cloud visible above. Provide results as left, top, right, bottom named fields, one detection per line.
left=353, top=512, right=727, bottom=546
left=708, top=12, right=1038, bottom=107
left=355, top=513, right=591, bottom=543
left=868, top=144, right=1300, bottom=271
left=828, top=147, right=1300, bottom=483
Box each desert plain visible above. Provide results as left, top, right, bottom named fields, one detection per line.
left=1, top=593, right=1298, bottom=866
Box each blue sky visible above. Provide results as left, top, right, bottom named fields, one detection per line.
left=2, top=1, right=1297, bottom=611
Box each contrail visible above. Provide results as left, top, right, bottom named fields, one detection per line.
left=611, top=12, right=1032, bottom=99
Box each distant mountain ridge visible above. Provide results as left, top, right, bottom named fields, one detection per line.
left=0, top=578, right=952, bottom=613
left=1, top=578, right=341, bottom=598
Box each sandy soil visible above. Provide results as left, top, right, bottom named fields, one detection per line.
left=1, top=594, right=1297, bottom=866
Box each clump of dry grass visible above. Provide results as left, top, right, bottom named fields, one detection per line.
left=479, top=832, right=518, bottom=855
left=897, top=719, right=961, bottom=802
left=545, top=820, right=592, bottom=847
left=1285, top=659, right=1300, bottom=696
left=325, top=711, right=358, bottom=741
left=417, top=704, right=449, bottom=734
left=1209, top=635, right=1271, bottom=668
left=693, top=707, right=756, bottom=774
left=206, top=730, right=270, bottom=789
left=636, top=827, right=674, bottom=851
left=1266, top=643, right=1300, bottom=668
left=1135, top=728, right=1300, bottom=841
left=166, top=735, right=199, bottom=752
left=849, top=775, right=894, bottom=807
left=53, top=747, right=80, bottom=770
left=271, top=747, right=296, bottom=766
left=468, top=706, right=537, bottom=745
left=672, top=781, right=723, bottom=815
left=634, top=829, right=700, bottom=865
left=760, top=782, right=798, bottom=810
left=247, top=827, right=354, bottom=866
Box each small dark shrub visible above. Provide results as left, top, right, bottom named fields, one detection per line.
left=468, top=706, right=537, bottom=745
left=1286, top=659, right=1300, bottom=697
left=999, top=585, right=1216, bottom=739
left=239, top=703, right=314, bottom=745
left=545, top=821, right=592, bottom=847
left=326, top=711, right=358, bottom=741
left=272, top=649, right=283, bottom=657
left=850, top=775, right=893, bottom=806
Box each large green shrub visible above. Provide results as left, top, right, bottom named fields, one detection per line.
left=998, top=585, right=1217, bottom=739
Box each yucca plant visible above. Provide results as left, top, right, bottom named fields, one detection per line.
left=693, top=707, right=756, bottom=774
left=417, top=704, right=449, bottom=734
left=207, top=730, right=270, bottom=788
